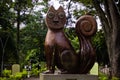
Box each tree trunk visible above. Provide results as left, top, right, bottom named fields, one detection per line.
left=16, top=4, right=20, bottom=63
left=107, top=0, right=120, bottom=78
left=0, top=36, right=9, bottom=76
left=93, top=0, right=120, bottom=78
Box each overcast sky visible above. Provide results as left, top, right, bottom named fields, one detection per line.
left=20, top=0, right=101, bottom=29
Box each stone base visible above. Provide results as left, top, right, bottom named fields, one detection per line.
left=40, top=73, right=98, bottom=80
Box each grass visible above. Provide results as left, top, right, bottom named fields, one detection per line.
left=34, top=62, right=120, bottom=80
left=40, top=62, right=99, bottom=75
left=99, top=72, right=109, bottom=80
left=90, top=62, right=98, bottom=75
left=90, top=63, right=109, bottom=80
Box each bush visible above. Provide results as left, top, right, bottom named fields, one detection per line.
left=39, top=62, right=47, bottom=73
left=0, top=77, right=7, bottom=80
left=0, top=69, right=28, bottom=80
left=9, top=73, right=22, bottom=80
left=30, top=68, right=40, bottom=77
left=2, top=69, right=11, bottom=77
left=21, top=69, right=27, bottom=78
left=40, top=67, right=47, bottom=73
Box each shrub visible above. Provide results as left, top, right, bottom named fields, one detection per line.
left=21, top=69, right=27, bottom=78
left=2, top=69, right=11, bottom=77
left=0, top=77, right=7, bottom=80
left=9, top=73, right=22, bottom=80
left=30, top=68, right=40, bottom=77
left=40, top=67, right=47, bottom=72
left=1, top=69, right=28, bottom=80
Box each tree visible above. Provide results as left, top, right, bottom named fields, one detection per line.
left=20, top=10, right=47, bottom=66
left=13, top=0, right=38, bottom=61
left=0, top=1, right=18, bottom=76
left=92, top=0, right=120, bottom=78
left=0, top=29, right=18, bottom=76
left=77, top=0, right=120, bottom=78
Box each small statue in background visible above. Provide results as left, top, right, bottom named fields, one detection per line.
left=44, top=6, right=97, bottom=74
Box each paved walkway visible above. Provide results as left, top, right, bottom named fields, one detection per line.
left=24, top=77, right=39, bottom=80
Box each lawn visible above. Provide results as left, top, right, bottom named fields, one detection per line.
left=90, top=62, right=98, bottom=75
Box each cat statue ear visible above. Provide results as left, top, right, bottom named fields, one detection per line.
left=48, top=5, right=64, bottom=11
left=58, top=6, right=64, bottom=11
left=47, top=6, right=55, bottom=12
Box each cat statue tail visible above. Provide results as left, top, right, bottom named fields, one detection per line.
left=75, top=14, right=97, bottom=37
left=75, top=14, right=97, bottom=74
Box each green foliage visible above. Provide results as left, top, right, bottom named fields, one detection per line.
left=99, top=72, right=109, bottom=80
left=0, top=69, right=27, bottom=80
left=25, top=49, right=38, bottom=61
left=13, top=0, right=35, bottom=11
left=73, top=9, right=96, bottom=18
left=0, top=30, right=18, bottom=66
left=40, top=67, right=47, bottom=73
left=0, top=0, right=37, bottom=75
left=92, top=30, right=109, bottom=65
left=98, top=71, right=120, bottom=80
left=19, top=10, right=47, bottom=67
left=11, top=73, right=22, bottom=80
left=73, top=0, right=96, bottom=21
left=112, top=77, right=120, bottom=80
left=30, top=68, right=40, bottom=76
left=21, top=69, right=27, bottom=78
left=31, top=62, right=46, bottom=73
left=0, top=77, right=7, bottom=80
left=64, top=26, right=109, bottom=66
left=39, top=62, right=47, bottom=72
left=70, top=37, right=79, bottom=52
left=9, top=74, right=22, bottom=80
left=93, top=30, right=105, bottom=48
left=65, top=28, right=80, bottom=52
left=2, top=69, right=11, bottom=77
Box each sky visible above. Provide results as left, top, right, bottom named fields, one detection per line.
left=49, top=0, right=60, bottom=9
left=20, top=0, right=101, bottom=29
left=47, top=0, right=101, bottom=29
left=52, top=0, right=101, bottom=30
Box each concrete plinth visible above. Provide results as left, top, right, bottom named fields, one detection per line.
left=40, top=73, right=98, bottom=80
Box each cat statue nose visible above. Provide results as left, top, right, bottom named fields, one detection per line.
left=53, top=16, right=59, bottom=23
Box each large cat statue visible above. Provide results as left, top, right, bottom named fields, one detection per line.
left=44, top=6, right=97, bottom=74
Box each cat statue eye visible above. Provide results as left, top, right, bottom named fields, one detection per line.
left=58, top=12, right=65, bottom=18
left=48, top=12, right=54, bottom=18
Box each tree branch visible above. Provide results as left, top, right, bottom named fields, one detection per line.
left=104, top=0, right=112, bottom=29
left=107, top=0, right=120, bottom=28
left=92, top=0, right=110, bottom=35
left=66, top=0, right=72, bottom=26
left=114, top=0, right=120, bottom=13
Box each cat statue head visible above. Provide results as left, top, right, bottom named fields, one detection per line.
left=45, top=6, right=66, bottom=30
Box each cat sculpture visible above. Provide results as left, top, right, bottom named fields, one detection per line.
left=44, top=6, right=97, bottom=74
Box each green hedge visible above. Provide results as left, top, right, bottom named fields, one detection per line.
left=0, top=69, right=27, bottom=80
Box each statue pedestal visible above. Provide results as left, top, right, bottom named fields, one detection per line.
left=40, top=73, right=98, bottom=80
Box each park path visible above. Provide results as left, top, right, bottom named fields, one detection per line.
left=24, top=77, right=39, bottom=80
